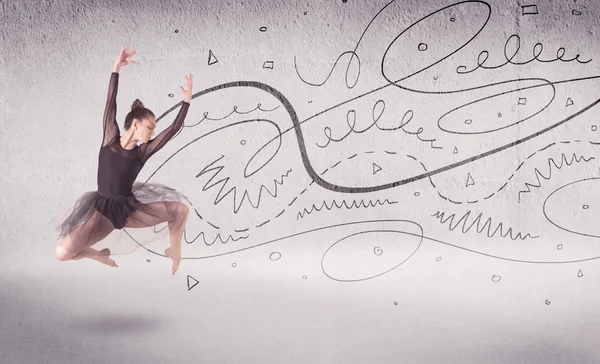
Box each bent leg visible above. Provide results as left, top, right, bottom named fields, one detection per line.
left=124, top=201, right=190, bottom=274
left=55, top=211, right=117, bottom=266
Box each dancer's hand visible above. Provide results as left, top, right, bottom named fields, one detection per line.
left=113, top=44, right=136, bottom=71
left=180, top=73, right=193, bottom=103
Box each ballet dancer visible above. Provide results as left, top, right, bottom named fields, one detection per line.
left=55, top=44, right=193, bottom=275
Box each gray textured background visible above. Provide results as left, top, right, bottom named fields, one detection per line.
left=2, top=0, right=600, bottom=363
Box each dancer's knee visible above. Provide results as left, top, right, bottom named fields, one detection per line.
left=55, top=244, right=74, bottom=261
left=176, top=202, right=189, bottom=219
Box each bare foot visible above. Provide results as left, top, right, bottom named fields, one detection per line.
left=164, top=248, right=181, bottom=275
left=97, top=249, right=118, bottom=267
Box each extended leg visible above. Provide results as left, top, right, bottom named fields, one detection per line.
left=55, top=211, right=117, bottom=267
left=124, top=201, right=190, bottom=275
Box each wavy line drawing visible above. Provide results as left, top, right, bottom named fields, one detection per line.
left=184, top=230, right=250, bottom=246
left=296, top=198, right=398, bottom=220
left=195, top=154, right=293, bottom=213
left=431, top=209, right=539, bottom=240
left=518, top=152, right=595, bottom=202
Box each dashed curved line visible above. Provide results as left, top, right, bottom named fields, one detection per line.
left=426, top=140, right=597, bottom=205
left=431, top=209, right=539, bottom=240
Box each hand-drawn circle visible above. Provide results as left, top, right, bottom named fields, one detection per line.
left=557, top=244, right=563, bottom=250
left=414, top=192, right=420, bottom=196
left=592, top=125, right=597, bottom=131
left=583, top=204, right=589, bottom=209
left=572, top=9, right=582, bottom=16
left=545, top=300, right=551, bottom=305
left=259, top=26, right=267, bottom=32
left=450, top=17, right=456, bottom=22
left=436, top=256, right=442, bottom=261
left=464, top=119, right=472, bottom=125
left=232, top=263, right=237, bottom=267
left=374, top=247, right=383, bottom=256
left=543, top=178, right=600, bottom=238
left=146, top=259, right=151, bottom=263
left=321, top=223, right=423, bottom=282
left=269, top=252, right=282, bottom=261
left=492, top=275, right=501, bottom=282
left=175, top=29, right=179, bottom=33
left=168, top=93, right=174, bottom=98
left=302, top=275, right=307, bottom=279
left=393, top=301, right=398, bottom=305
left=240, top=139, right=246, bottom=145
left=418, top=43, right=428, bottom=51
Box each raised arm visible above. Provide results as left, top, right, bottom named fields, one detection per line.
left=140, top=101, right=190, bottom=162
left=103, top=44, right=137, bottom=146
left=101, top=72, right=120, bottom=146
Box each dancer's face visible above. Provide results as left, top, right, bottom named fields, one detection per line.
left=134, top=117, right=156, bottom=143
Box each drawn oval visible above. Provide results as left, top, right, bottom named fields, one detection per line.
left=321, top=225, right=423, bottom=282
left=437, top=80, right=555, bottom=134
left=382, top=1, right=491, bottom=82
left=244, top=120, right=282, bottom=178
left=543, top=178, right=600, bottom=238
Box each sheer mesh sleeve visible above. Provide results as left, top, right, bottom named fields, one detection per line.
left=102, top=72, right=121, bottom=146
left=140, top=101, right=190, bottom=163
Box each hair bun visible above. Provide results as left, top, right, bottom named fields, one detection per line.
left=131, top=99, right=145, bottom=110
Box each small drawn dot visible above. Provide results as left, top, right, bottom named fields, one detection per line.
left=492, top=275, right=501, bottom=282
left=450, top=17, right=455, bottom=22
left=168, top=93, right=174, bottom=98
left=232, top=263, right=237, bottom=267
left=146, top=259, right=151, bottom=263
left=414, top=192, right=420, bottom=196
left=583, top=205, right=589, bottom=209
left=592, top=125, right=597, bottom=131
left=259, top=26, right=267, bottom=32
left=436, top=257, right=442, bottom=262
left=393, top=301, right=398, bottom=305
left=175, top=29, right=179, bottom=33
left=269, top=252, right=282, bottom=261
left=374, top=247, right=383, bottom=256
left=465, top=119, right=472, bottom=125
left=302, top=275, right=307, bottom=279
left=557, top=244, right=563, bottom=250
left=545, top=300, right=551, bottom=305
left=418, top=43, right=428, bottom=51
left=304, top=11, right=307, bottom=15
left=240, top=140, right=246, bottom=145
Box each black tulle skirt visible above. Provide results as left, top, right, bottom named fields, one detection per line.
left=54, top=181, right=190, bottom=255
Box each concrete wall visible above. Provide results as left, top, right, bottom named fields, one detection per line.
left=2, top=0, right=600, bottom=362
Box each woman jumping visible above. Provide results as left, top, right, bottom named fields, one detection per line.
left=55, top=44, right=193, bottom=275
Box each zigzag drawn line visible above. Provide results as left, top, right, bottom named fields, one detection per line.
left=195, top=155, right=293, bottom=213
left=296, top=198, right=398, bottom=220
left=431, top=210, right=539, bottom=241
left=518, top=152, right=595, bottom=202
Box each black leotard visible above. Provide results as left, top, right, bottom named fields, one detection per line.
left=96, top=72, right=189, bottom=227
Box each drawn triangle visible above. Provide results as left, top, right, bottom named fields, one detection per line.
left=577, top=269, right=583, bottom=277
left=566, top=97, right=574, bottom=107
left=453, top=146, right=458, bottom=154
left=187, top=275, right=199, bottom=290
left=372, top=163, right=382, bottom=175
left=466, top=173, right=475, bottom=187
left=208, top=50, right=218, bottom=65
